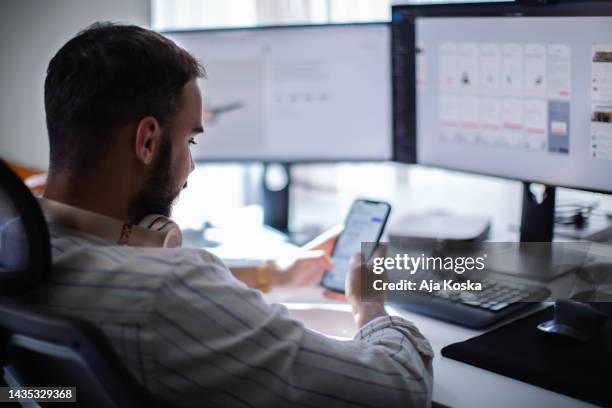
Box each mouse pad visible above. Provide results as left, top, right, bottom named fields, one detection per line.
left=441, top=304, right=611, bottom=407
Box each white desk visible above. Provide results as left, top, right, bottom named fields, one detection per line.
left=268, top=287, right=597, bottom=408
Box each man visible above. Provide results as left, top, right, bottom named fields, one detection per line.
left=31, top=22, right=433, bottom=407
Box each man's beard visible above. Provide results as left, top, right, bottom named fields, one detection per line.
left=128, top=136, right=180, bottom=224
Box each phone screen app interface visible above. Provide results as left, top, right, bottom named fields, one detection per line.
left=325, top=201, right=388, bottom=290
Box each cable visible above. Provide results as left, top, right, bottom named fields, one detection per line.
left=554, top=201, right=599, bottom=228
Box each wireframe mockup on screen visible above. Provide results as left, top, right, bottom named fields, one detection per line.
left=392, top=1, right=612, bottom=193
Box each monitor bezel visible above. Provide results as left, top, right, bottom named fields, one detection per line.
left=391, top=0, right=612, bottom=194
left=161, top=22, right=393, bottom=164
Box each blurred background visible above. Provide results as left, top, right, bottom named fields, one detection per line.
left=1, top=0, right=609, bottom=243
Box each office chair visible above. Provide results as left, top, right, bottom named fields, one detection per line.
left=0, top=159, right=158, bottom=407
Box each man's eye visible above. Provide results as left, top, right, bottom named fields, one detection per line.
left=189, top=138, right=197, bottom=146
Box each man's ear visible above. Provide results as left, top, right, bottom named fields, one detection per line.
left=134, top=116, right=162, bottom=165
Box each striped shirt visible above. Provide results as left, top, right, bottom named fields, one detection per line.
left=26, top=223, right=434, bottom=407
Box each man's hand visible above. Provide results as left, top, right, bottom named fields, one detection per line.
left=268, top=225, right=341, bottom=289
left=301, top=224, right=343, bottom=256
left=345, top=247, right=388, bottom=328
left=270, top=250, right=334, bottom=289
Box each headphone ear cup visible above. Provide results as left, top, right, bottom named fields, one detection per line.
left=138, top=215, right=182, bottom=248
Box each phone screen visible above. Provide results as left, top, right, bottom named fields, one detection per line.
left=321, top=200, right=391, bottom=292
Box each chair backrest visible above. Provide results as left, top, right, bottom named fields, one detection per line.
left=0, top=159, right=50, bottom=293
left=0, top=159, right=157, bottom=407
left=0, top=298, right=157, bottom=407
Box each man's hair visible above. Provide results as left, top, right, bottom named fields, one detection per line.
left=45, top=22, right=205, bottom=173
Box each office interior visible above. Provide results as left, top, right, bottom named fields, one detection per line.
left=1, top=0, right=611, bottom=407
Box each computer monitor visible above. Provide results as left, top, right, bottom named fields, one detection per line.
left=163, top=23, right=392, bottom=162
left=392, top=0, right=612, bottom=241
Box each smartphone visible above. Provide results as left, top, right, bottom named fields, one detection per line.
left=321, top=199, right=391, bottom=293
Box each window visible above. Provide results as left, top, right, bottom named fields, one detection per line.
left=152, top=0, right=391, bottom=30
left=152, top=0, right=509, bottom=30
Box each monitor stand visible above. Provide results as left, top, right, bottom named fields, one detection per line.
left=520, top=182, right=556, bottom=242
left=490, top=182, right=583, bottom=282
left=262, top=162, right=291, bottom=233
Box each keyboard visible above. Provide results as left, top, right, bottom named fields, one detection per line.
left=387, top=278, right=550, bottom=329
left=429, top=279, right=549, bottom=312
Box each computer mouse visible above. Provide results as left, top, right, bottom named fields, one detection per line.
left=537, top=300, right=608, bottom=342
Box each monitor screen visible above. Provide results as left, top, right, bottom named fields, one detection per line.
left=164, top=24, right=392, bottom=161
left=392, top=1, right=612, bottom=193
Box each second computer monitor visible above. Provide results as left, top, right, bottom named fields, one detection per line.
left=392, top=1, right=612, bottom=193
left=164, top=24, right=392, bottom=161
